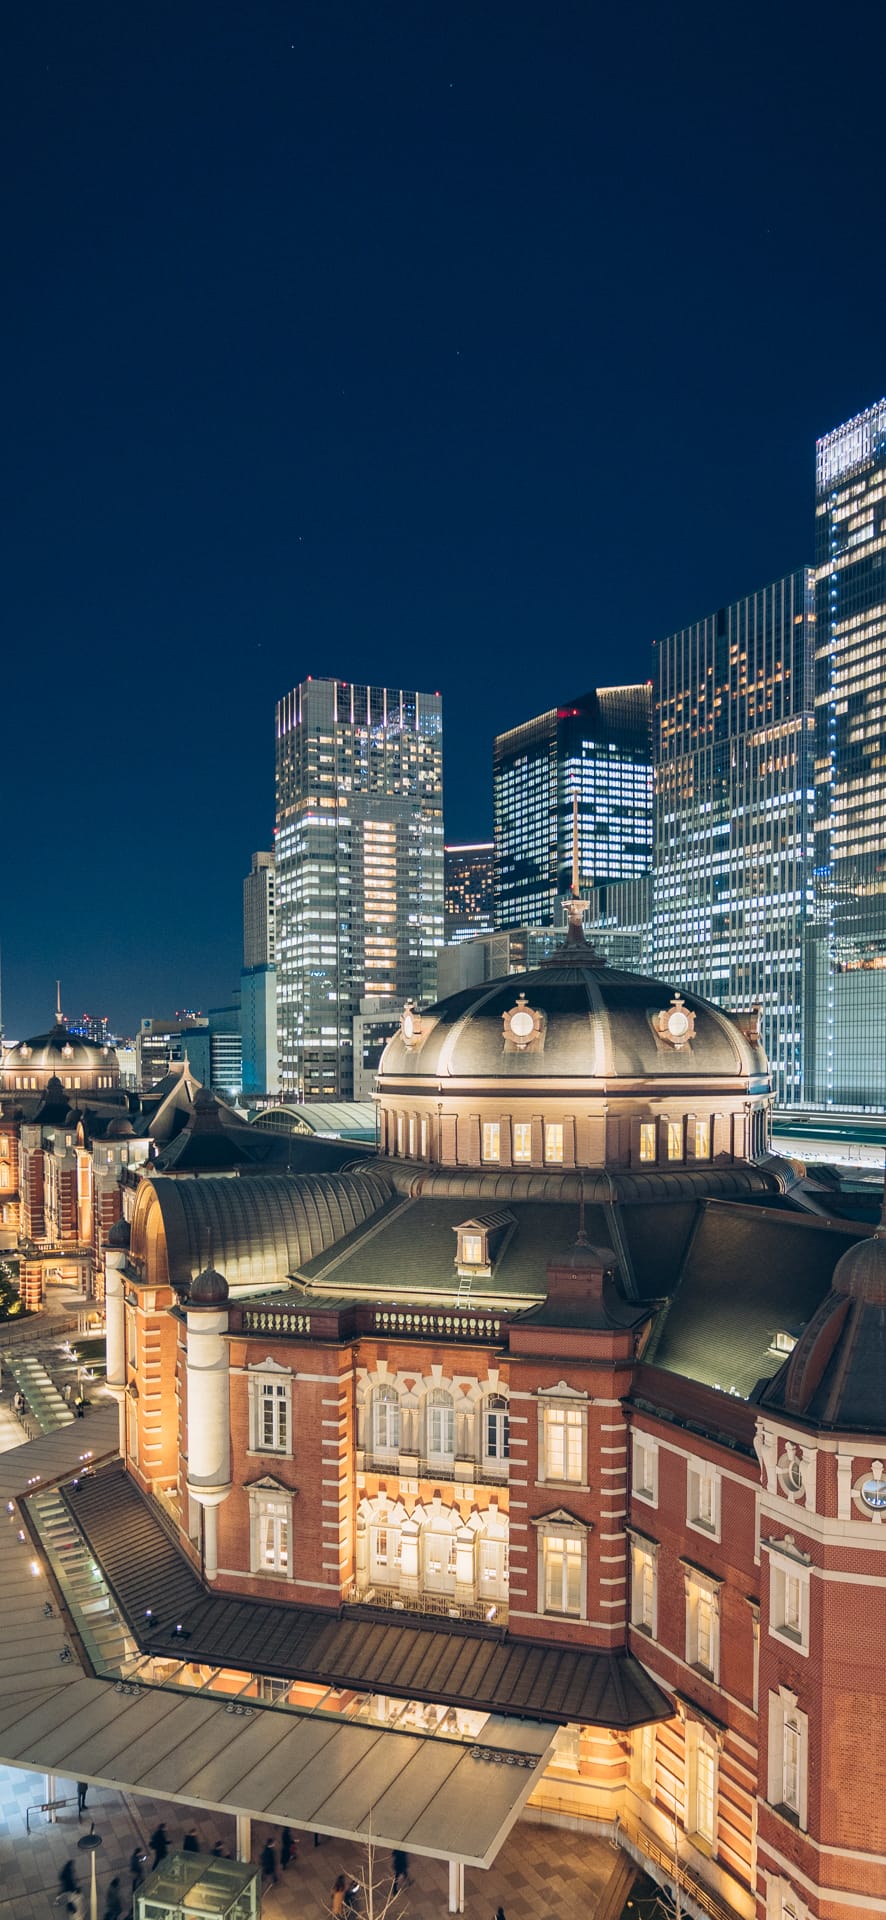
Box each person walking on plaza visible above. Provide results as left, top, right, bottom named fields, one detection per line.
left=183, top=1827, right=199, bottom=1852
left=150, top=1822, right=169, bottom=1869
left=391, top=1849, right=411, bottom=1895
left=260, top=1836, right=278, bottom=1884
left=103, top=1877, right=123, bottom=1920
left=59, top=1859, right=79, bottom=1899
left=130, top=1844, right=147, bottom=1895
left=76, top=1780, right=88, bottom=1817
left=331, top=1871, right=349, bottom=1917
left=280, top=1826, right=297, bottom=1869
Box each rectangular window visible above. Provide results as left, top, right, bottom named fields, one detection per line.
left=260, top=1381, right=288, bottom=1452
left=635, top=1723, right=656, bottom=1793
left=690, top=1729, right=716, bottom=1846
left=694, top=1117, right=710, bottom=1158
left=783, top=1720, right=800, bottom=1814
left=513, top=1121, right=532, bottom=1162
left=258, top=1500, right=290, bottom=1574
left=685, top=1569, right=721, bottom=1680
left=667, top=1119, right=683, bottom=1160
left=543, top=1404, right=584, bottom=1482
left=427, top=1400, right=455, bottom=1457
left=639, top=1121, right=656, bottom=1162
left=630, top=1537, right=657, bottom=1636
left=482, top=1121, right=501, bottom=1163
left=632, top=1432, right=658, bottom=1506
left=544, top=1122, right=564, bottom=1164
left=543, top=1534, right=583, bottom=1615
left=687, top=1459, right=720, bottom=1539
left=769, top=1554, right=810, bottom=1654
left=461, top=1232, right=483, bottom=1265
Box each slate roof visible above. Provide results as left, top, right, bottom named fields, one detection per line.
left=644, top=1199, right=866, bottom=1399
left=65, top=1465, right=669, bottom=1730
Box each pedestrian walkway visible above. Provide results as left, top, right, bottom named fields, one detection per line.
left=0, top=1767, right=621, bottom=1920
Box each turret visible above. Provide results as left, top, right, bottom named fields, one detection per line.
left=184, top=1266, right=233, bottom=1582
left=103, top=1216, right=131, bottom=1456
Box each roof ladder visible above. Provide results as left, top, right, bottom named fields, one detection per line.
left=455, top=1274, right=473, bottom=1307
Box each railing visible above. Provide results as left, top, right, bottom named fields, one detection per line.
left=361, top=1452, right=508, bottom=1487
left=350, top=1584, right=507, bottom=1624
left=365, top=1305, right=507, bottom=1342
left=238, top=1304, right=314, bottom=1335
left=617, top=1812, right=743, bottom=1920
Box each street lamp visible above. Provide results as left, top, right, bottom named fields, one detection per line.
left=77, top=1821, right=102, bottom=1920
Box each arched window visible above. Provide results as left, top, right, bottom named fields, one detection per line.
left=483, top=1394, right=509, bottom=1466
left=372, top=1385, right=400, bottom=1457
left=426, top=1388, right=454, bottom=1462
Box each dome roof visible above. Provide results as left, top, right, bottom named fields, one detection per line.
left=189, top=1265, right=230, bottom=1306
left=1, top=1020, right=118, bottom=1075
left=831, top=1214, right=886, bottom=1306
left=380, top=945, right=767, bottom=1084
left=106, top=1217, right=131, bottom=1249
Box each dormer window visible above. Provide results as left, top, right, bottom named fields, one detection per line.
left=454, top=1210, right=515, bottom=1278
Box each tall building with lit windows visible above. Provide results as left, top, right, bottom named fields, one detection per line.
left=652, top=571, right=815, bottom=1105
left=493, top=687, right=652, bottom=929
left=275, top=679, right=444, bottom=1099
left=809, top=399, right=886, bottom=1108
left=444, top=841, right=495, bottom=942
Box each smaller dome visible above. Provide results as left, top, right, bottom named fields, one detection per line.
left=106, top=1217, right=131, bottom=1249
left=554, top=1227, right=618, bottom=1270
left=831, top=1224, right=886, bottom=1307
left=106, top=1116, right=135, bottom=1139
left=188, top=1265, right=229, bottom=1306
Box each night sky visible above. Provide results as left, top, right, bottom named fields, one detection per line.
left=4, top=1, right=885, bottom=1038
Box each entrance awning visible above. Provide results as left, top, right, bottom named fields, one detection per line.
left=0, top=1676, right=553, bottom=1866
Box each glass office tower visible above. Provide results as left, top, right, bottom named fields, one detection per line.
left=444, top=842, right=495, bottom=943
left=653, top=572, right=815, bottom=1105
left=275, top=680, right=444, bottom=1100
left=493, top=686, right=652, bottom=928
left=810, top=399, right=886, bottom=1108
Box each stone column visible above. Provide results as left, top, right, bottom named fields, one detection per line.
left=235, top=1813, right=252, bottom=1862
left=448, top=1859, right=464, bottom=1913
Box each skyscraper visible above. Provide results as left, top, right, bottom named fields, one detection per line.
left=493, top=686, right=652, bottom=929
left=444, top=841, right=495, bottom=943
left=653, top=571, right=815, bottom=1104
left=275, top=679, right=444, bottom=1099
left=810, top=399, right=886, bottom=1108
left=241, top=850, right=279, bottom=1098
left=243, top=850, right=276, bottom=968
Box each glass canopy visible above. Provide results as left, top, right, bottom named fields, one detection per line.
left=134, top=1850, right=259, bottom=1920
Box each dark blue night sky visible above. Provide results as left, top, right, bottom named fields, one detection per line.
left=4, top=0, right=885, bottom=1035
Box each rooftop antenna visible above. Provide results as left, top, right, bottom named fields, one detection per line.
left=56, top=979, right=63, bottom=1027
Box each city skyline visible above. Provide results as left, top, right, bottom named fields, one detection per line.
left=5, top=2, right=886, bottom=1034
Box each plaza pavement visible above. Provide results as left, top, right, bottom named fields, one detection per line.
left=0, top=1768, right=621, bottom=1920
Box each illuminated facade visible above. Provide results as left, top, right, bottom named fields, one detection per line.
left=810, top=398, right=886, bottom=1108
left=493, top=686, right=652, bottom=929
left=444, top=841, right=495, bottom=943
left=98, top=927, right=886, bottom=1919
left=275, top=679, right=444, bottom=1100
left=653, top=572, right=815, bottom=1105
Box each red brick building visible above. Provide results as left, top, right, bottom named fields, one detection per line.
left=102, top=926, right=883, bottom=1920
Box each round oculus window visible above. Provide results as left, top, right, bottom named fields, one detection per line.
left=402, top=1013, right=414, bottom=1038
left=860, top=1477, right=886, bottom=1511
left=509, top=1009, right=535, bottom=1038
left=667, top=1008, right=690, bottom=1037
